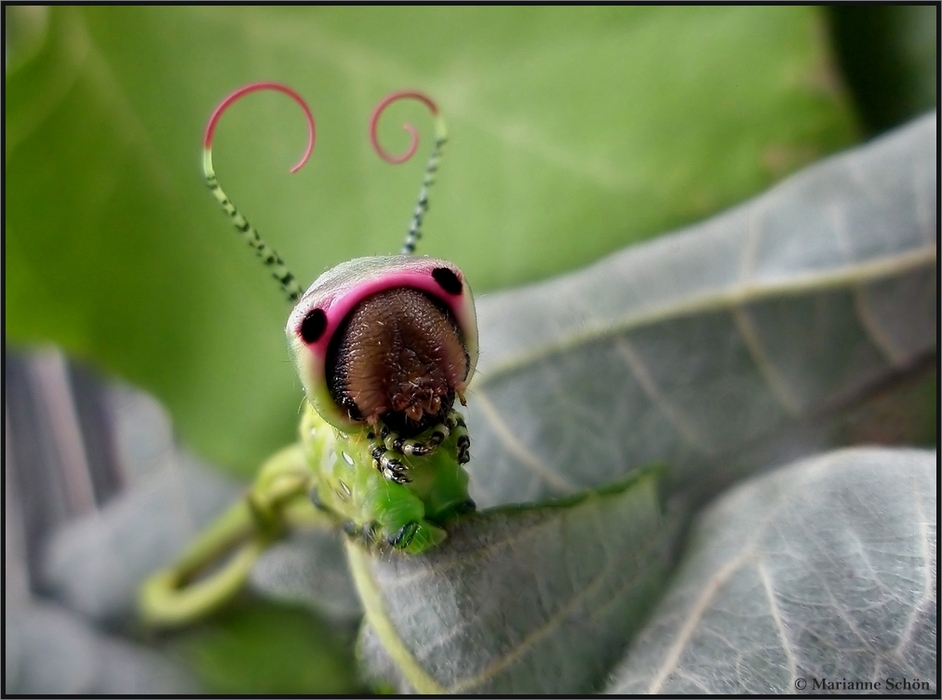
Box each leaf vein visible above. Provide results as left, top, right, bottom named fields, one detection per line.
left=853, top=285, right=908, bottom=367
left=892, top=481, right=935, bottom=659
left=757, top=558, right=797, bottom=684
left=479, top=246, right=937, bottom=384
left=731, top=305, right=802, bottom=416
left=614, top=337, right=715, bottom=451
left=647, top=541, right=758, bottom=693
left=473, top=390, right=576, bottom=491
left=448, top=498, right=659, bottom=693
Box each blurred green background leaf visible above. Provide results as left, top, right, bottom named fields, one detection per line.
left=5, top=5, right=936, bottom=695
left=7, top=5, right=861, bottom=475
left=163, top=600, right=362, bottom=694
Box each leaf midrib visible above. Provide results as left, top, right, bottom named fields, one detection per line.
left=473, top=244, right=936, bottom=385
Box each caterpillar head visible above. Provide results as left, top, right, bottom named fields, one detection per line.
left=287, top=256, right=477, bottom=436
left=203, top=83, right=474, bottom=438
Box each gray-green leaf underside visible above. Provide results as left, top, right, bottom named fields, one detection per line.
left=256, top=112, right=935, bottom=693
left=606, top=447, right=936, bottom=694
left=467, top=112, right=936, bottom=508
left=349, top=448, right=936, bottom=694
left=353, top=466, right=674, bottom=694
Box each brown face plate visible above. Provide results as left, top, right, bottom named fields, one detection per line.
left=326, top=288, right=469, bottom=436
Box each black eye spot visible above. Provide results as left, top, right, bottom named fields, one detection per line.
left=299, top=308, right=327, bottom=343
left=432, top=267, right=462, bottom=295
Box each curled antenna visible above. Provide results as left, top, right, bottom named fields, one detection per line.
left=203, top=82, right=315, bottom=302
left=369, top=91, right=448, bottom=255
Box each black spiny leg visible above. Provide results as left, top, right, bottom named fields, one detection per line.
left=448, top=411, right=471, bottom=465
left=370, top=410, right=470, bottom=483
left=369, top=430, right=410, bottom=484
left=381, top=409, right=469, bottom=461
left=387, top=521, right=419, bottom=549
left=383, top=423, right=448, bottom=458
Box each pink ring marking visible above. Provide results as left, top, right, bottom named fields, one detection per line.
left=369, top=90, right=439, bottom=164
left=204, top=82, right=315, bottom=173
left=301, top=268, right=466, bottom=359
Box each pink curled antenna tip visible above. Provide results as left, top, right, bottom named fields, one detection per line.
left=204, top=82, right=315, bottom=174
left=369, top=90, right=439, bottom=164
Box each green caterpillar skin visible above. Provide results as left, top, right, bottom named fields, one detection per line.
left=300, top=402, right=473, bottom=554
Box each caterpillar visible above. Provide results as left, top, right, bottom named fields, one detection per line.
left=140, top=83, right=476, bottom=626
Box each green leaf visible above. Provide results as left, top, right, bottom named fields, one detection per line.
left=5, top=5, right=857, bottom=475
left=606, top=447, right=937, bottom=694
left=166, top=600, right=363, bottom=695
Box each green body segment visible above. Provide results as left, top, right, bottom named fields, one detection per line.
left=300, top=402, right=472, bottom=554
left=138, top=404, right=473, bottom=627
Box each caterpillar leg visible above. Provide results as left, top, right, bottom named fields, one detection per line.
left=345, top=518, right=445, bottom=553
left=387, top=520, right=447, bottom=553
left=369, top=410, right=471, bottom=484
left=365, top=479, right=449, bottom=552
left=449, top=412, right=471, bottom=465
left=368, top=436, right=410, bottom=484
left=342, top=519, right=378, bottom=546
left=383, top=410, right=471, bottom=459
